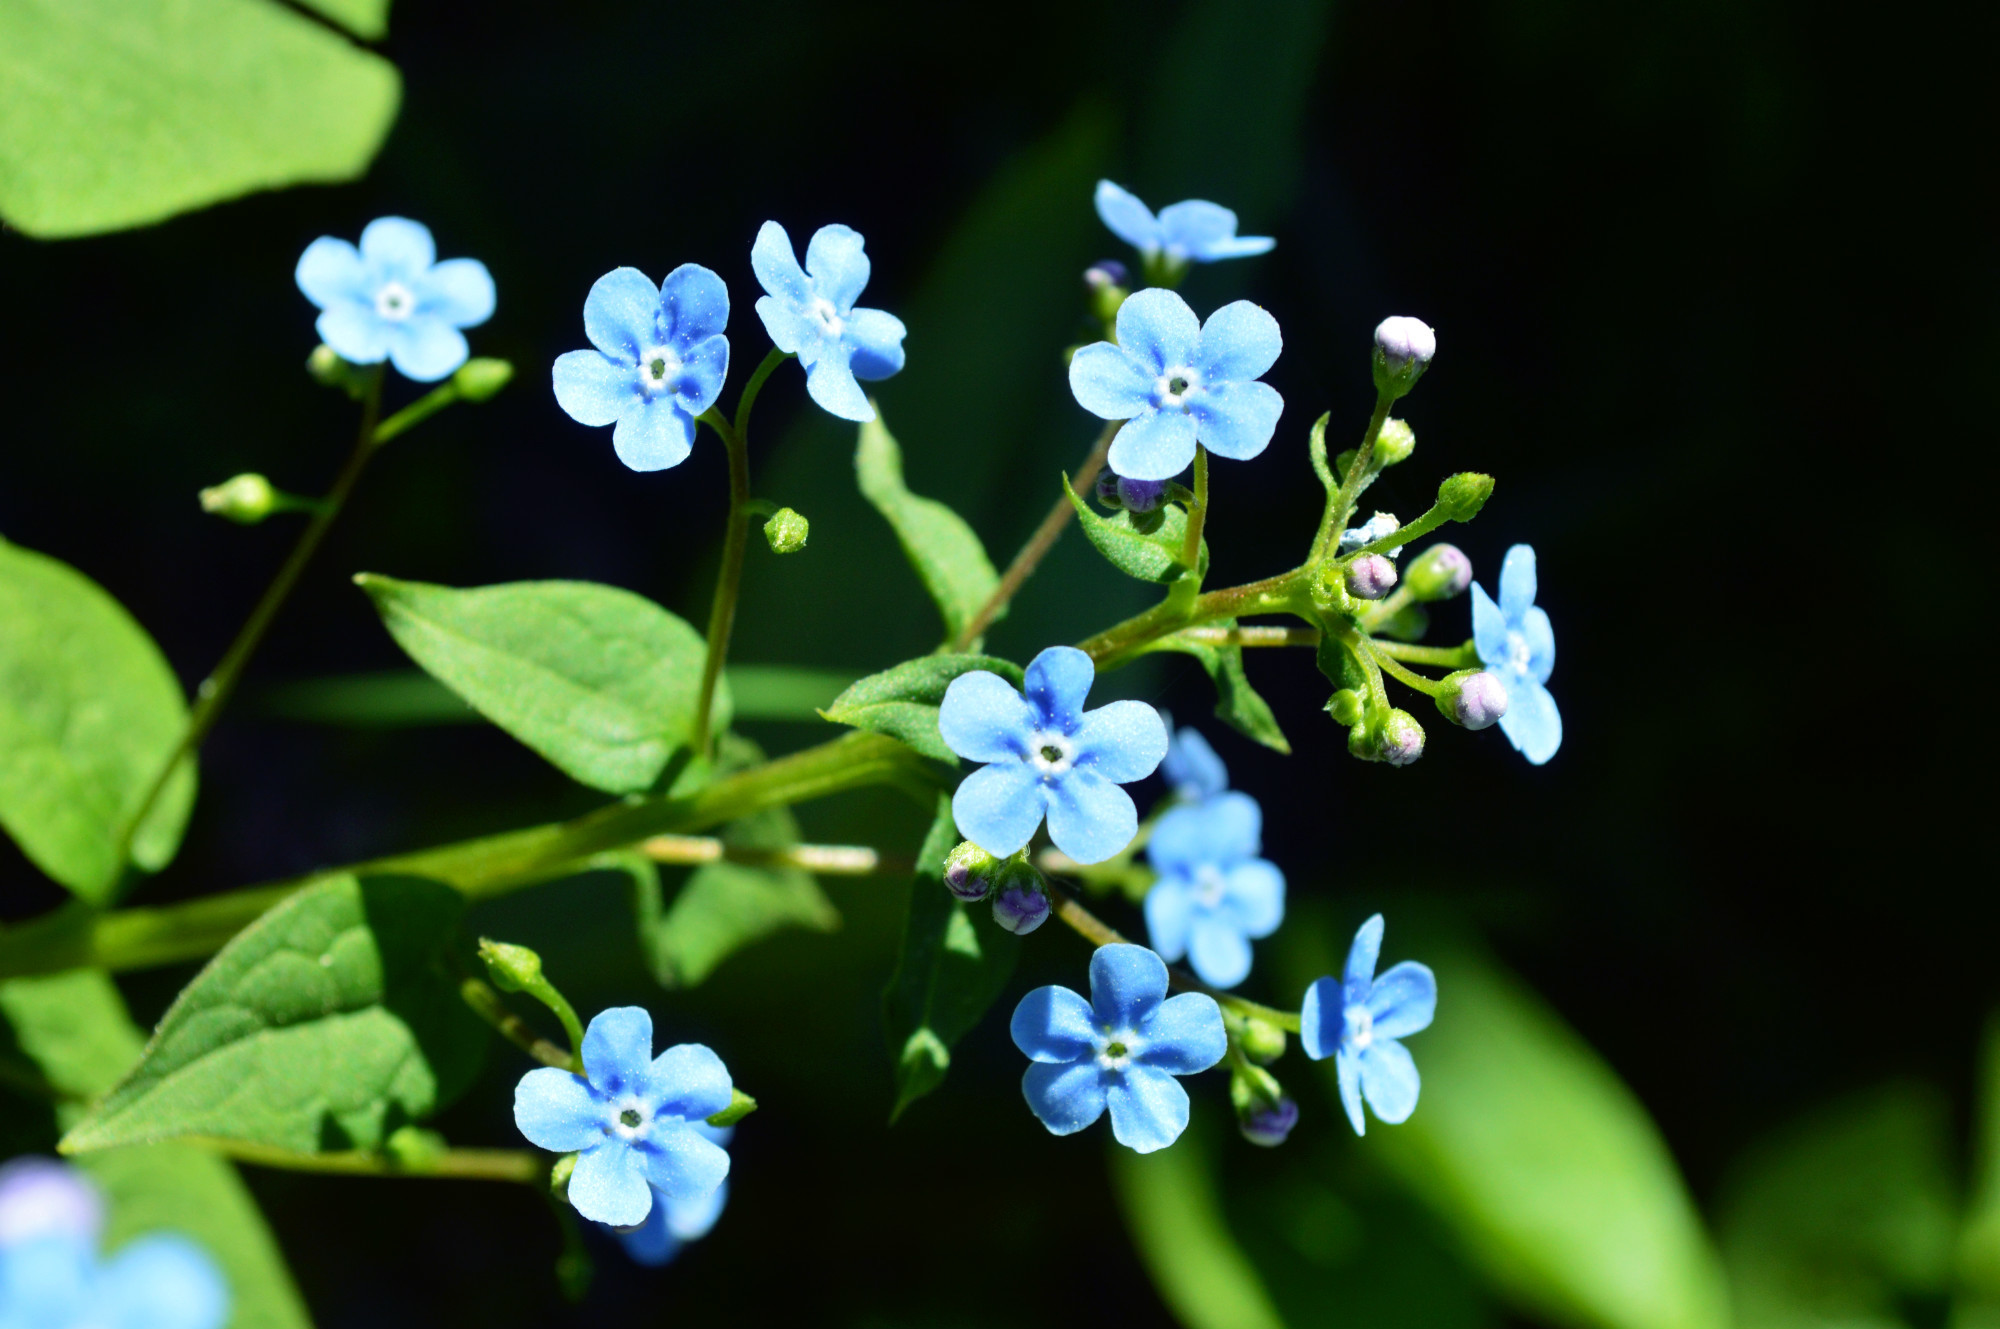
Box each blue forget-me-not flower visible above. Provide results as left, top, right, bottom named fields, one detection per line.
left=1144, top=791, right=1285, bottom=990
left=296, top=217, right=494, bottom=382
left=513, top=1007, right=733, bottom=1228
left=0, top=1159, right=228, bottom=1329
left=1160, top=723, right=1227, bottom=803
left=751, top=222, right=906, bottom=423
left=552, top=265, right=731, bottom=473
left=1093, top=181, right=1275, bottom=267
left=1011, top=943, right=1226, bottom=1153
left=601, top=1124, right=732, bottom=1267
left=939, top=646, right=1168, bottom=864
left=1301, top=915, right=1437, bottom=1136
left=1069, top=289, right=1285, bottom=482
left=1471, top=543, right=1561, bottom=764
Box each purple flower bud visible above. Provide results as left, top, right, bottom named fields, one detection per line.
left=1116, top=477, right=1169, bottom=513
left=1372, top=316, right=1437, bottom=399
left=992, top=882, right=1050, bottom=935
left=1095, top=471, right=1126, bottom=509
left=1084, top=259, right=1130, bottom=289
left=1449, top=671, right=1509, bottom=731
left=1377, top=710, right=1426, bottom=766
left=1345, top=554, right=1399, bottom=600
left=1405, top=543, right=1473, bottom=601
left=1239, top=1096, right=1300, bottom=1148
left=942, top=841, right=999, bottom=902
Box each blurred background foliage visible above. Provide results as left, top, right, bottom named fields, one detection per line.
left=0, top=0, right=1988, bottom=1325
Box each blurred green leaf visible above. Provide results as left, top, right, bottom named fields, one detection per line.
left=881, top=794, right=1019, bottom=1120
left=1110, top=1128, right=1288, bottom=1329
left=1963, top=1017, right=2000, bottom=1296
left=357, top=574, right=728, bottom=794
left=0, top=536, right=195, bottom=902
left=821, top=654, right=1024, bottom=764
left=1153, top=618, right=1291, bottom=753
left=294, top=0, right=390, bottom=40
left=855, top=411, right=1002, bottom=646
left=726, top=665, right=858, bottom=721
left=61, top=874, right=485, bottom=1155
left=1063, top=476, right=1206, bottom=585
left=0, top=0, right=399, bottom=238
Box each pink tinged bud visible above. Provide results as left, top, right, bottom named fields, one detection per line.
left=1374, top=316, right=1436, bottom=370
left=1345, top=554, right=1399, bottom=600
left=1377, top=710, right=1426, bottom=766
left=1453, top=672, right=1509, bottom=730
left=991, top=884, right=1050, bottom=935
left=1405, top=543, right=1473, bottom=601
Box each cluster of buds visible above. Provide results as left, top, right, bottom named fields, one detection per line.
left=942, top=841, right=1050, bottom=935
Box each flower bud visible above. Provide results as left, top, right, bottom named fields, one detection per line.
left=1374, top=418, right=1416, bottom=467
left=1237, top=1016, right=1287, bottom=1065
left=1325, top=688, right=1365, bottom=726
left=1436, top=669, right=1508, bottom=731
left=1240, top=1096, right=1300, bottom=1148
left=1085, top=260, right=1129, bottom=324
left=1095, top=471, right=1125, bottom=509
left=1405, top=543, right=1473, bottom=601
left=991, top=871, right=1050, bottom=935
left=1115, top=477, right=1168, bottom=514
left=1345, top=554, right=1399, bottom=601
left=452, top=357, right=514, bottom=403
left=942, top=840, right=1001, bottom=902
left=1437, top=472, right=1495, bottom=521
left=1375, top=709, right=1427, bottom=766
left=478, top=937, right=545, bottom=993
left=763, top=506, right=809, bottom=554
left=1371, top=316, right=1436, bottom=398
left=306, top=342, right=368, bottom=398
left=384, top=1126, right=447, bottom=1170
left=548, top=1153, right=577, bottom=1198
left=199, top=473, right=278, bottom=525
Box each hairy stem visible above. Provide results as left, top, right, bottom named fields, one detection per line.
left=1170, top=625, right=1320, bottom=648
left=1319, top=388, right=1395, bottom=559
left=1180, top=445, right=1209, bottom=572
left=639, top=835, right=900, bottom=875
left=189, top=1139, right=543, bottom=1183
left=1371, top=638, right=1479, bottom=669
left=460, top=979, right=578, bottom=1071
left=693, top=415, right=752, bottom=758
left=1369, top=647, right=1445, bottom=697
left=1077, top=568, right=1311, bottom=667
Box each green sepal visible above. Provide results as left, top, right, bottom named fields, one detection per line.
left=855, top=411, right=1002, bottom=645
left=1308, top=411, right=1337, bottom=497
left=705, top=1088, right=759, bottom=1128
left=819, top=654, right=1024, bottom=764
left=1152, top=618, right=1290, bottom=754
left=1315, top=631, right=1367, bottom=694
left=1062, top=476, right=1207, bottom=584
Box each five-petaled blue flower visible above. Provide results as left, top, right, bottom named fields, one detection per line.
left=1144, top=791, right=1285, bottom=989
left=939, top=646, right=1168, bottom=865
left=601, top=1124, right=732, bottom=1267
left=1069, top=289, right=1284, bottom=482
left=1093, top=181, right=1275, bottom=267
left=1301, top=915, right=1437, bottom=1136
left=0, top=1159, right=228, bottom=1329
left=1471, top=543, right=1561, bottom=764
left=552, top=265, right=731, bottom=473
left=751, top=221, right=906, bottom=423
left=296, top=217, right=494, bottom=382
left=1011, top=943, right=1226, bottom=1153
left=513, top=1007, right=733, bottom=1228
left=1160, top=723, right=1227, bottom=803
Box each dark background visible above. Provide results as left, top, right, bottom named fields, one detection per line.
left=1, top=0, right=1991, bottom=1324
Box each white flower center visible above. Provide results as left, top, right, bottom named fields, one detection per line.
left=807, top=296, right=845, bottom=338
left=1193, top=864, right=1228, bottom=909
left=1344, top=1003, right=1375, bottom=1051
left=639, top=345, right=683, bottom=393
left=1029, top=730, right=1074, bottom=777
left=1154, top=364, right=1201, bottom=410
left=1094, top=1024, right=1139, bottom=1072
left=609, top=1097, right=653, bottom=1140
left=1506, top=629, right=1532, bottom=674
left=374, top=280, right=416, bottom=321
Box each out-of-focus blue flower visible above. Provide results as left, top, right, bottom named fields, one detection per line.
left=1010, top=943, right=1226, bottom=1153
left=1471, top=544, right=1561, bottom=764
left=603, top=1124, right=732, bottom=1267
left=1301, top=915, right=1436, bottom=1136
left=514, top=1007, right=733, bottom=1228
left=1069, top=289, right=1284, bottom=482
left=1160, top=724, right=1227, bottom=803
left=551, top=265, right=731, bottom=473
left=296, top=217, right=494, bottom=382
left=1093, top=181, right=1275, bottom=266
left=1144, top=792, right=1284, bottom=989
left=939, top=646, right=1168, bottom=864
left=750, top=222, right=906, bottom=423
left=1338, top=511, right=1405, bottom=558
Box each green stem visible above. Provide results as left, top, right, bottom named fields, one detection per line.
left=1077, top=568, right=1311, bottom=667
left=1318, top=388, right=1394, bottom=562
left=692, top=410, right=753, bottom=759
left=1169, top=625, right=1319, bottom=648
left=1180, top=445, right=1209, bottom=572
left=1329, top=623, right=1390, bottom=710
left=1357, top=585, right=1414, bottom=632
left=461, top=979, right=578, bottom=1071
left=1369, top=647, right=1445, bottom=698
left=188, top=1139, right=542, bottom=1183
left=1371, top=638, right=1479, bottom=669
left=371, top=379, right=463, bottom=446
left=1338, top=494, right=1456, bottom=563
left=733, top=348, right=790, bottom=440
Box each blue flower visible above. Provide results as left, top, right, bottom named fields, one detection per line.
left=1160, top=723, right=1227, bottom=802
left=1144, top=792, right=1285, bottom=989
left=1094, top=181, right=1275, bottom=266
left=295, top=217, right=494, bottom=382
left=750, top=221, right=907, bottom=423
left=513, top=1007, right=733, bottom=1227
left=601, top=1124, right=732, bottom=1267
left=1301, top=915, right=1437, bottom=1136
left=1471, top=544, right=1561, bottom=764
left=551, top=265, right=731, bottom=473
left=1010, top=943, right=1226, bottom=1153
left=939, top=646, right=1168, bottom=864
left=1069, top=289, right=1284, bottom=482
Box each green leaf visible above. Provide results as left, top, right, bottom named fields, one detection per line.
left=61, top=873, right=486, bottom=1155
left=1962, top=1016, right=2000, bottom=1295
left=855, top=411, right=1002, bottom=644
left=820, top=654, right=1024, bottom=764
left=724, top=665, right=858, bottom=721
left=1154, top=619, right=1291, bottom=754
left=1109, top=1126, right=1288, bottom=1329
left=294, top=0, right=391, bottom=40
left=1062, top=476, right=1206, bottom=584
left=356, top=575, right=727, bottom=794
left=881, top=795, right=1020, bottom=1119
left=0, top=0, right=400, bottom=238
left=0, top=536, right=196, bottom=902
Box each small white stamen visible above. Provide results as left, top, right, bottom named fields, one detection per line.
left=609, top=1097, right=653, bottom=1139
left=1193, top=865, right=1228, bottom=909
left=1506, top=629, right=1532, bottom=674
left=1344, top=1004, right=1375, bottom=1051
left=1028, top=730, right=1074, bottom=777
left=374, top=281, right=416, bottom=321
left=1095, top=1025, right=1138, bottom=1071
left=807, top=297, right=845, bottom=338
left=638, top=345, right=683, bottom=393
left=1154, top=364, right=1200, bottom=410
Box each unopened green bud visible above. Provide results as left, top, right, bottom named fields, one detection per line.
left=1085, top=260, right=1129, bottom=324
left=763, top=507, right=809, bottom=554
left=942, top=840, right=1001, bottom=902
left=1405, top=542, right=1473, bottom=601
left=1237, top=1017, right=1287, bottom=1065
left=306, top=343, right=368, bottom=399
left=706, top=1088, right=759, bottom=1128
left=1325, top=689, right=1365, bottom=726
left=1375, top=418, right=1416, bottom=467
left=199, top=473, right=277, bottom=525
left=452, top=357, right=514, bottom=403
left=384, top=1125, right=447, bottom=1169
left=1437, top=472, right=1495, bottom=521
left=549, top=1153, right=577, bottom=1198
left=1230, top=1063, right=1298, bottom=1146
left=478, top=937, right=544, bottom=993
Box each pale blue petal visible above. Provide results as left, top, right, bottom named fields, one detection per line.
left=1068, top=342, right=1154, bottom=420
left=1499, top=544, right=1538, bottom=621
left=1024, top=645, right=1096, bottom=728
left=1187, top=915, right=1252, bottom=989
left=1368, top=961, right=1437, bottom=1039
left=583, top=267, right=661, bottom=362
left=384, top=317, right=468, bottom=382
left=644, top=1043, right=732, bottom=1121
left=1044, top=767, right=1137, bottom=864
left=1143, top=880, right=1192, bottom=962
left=672, top=333, right=730, bottom=417
left=612, top=397, right=695, bottom=472
left=664, top=1177, right=728, bottom=1241
left=951, top=760, right=1045, bottom=857
left=1299, top=976, right=1339, bottom=1060
left=750, top=220, right=809, bottom=304
left=1107, top=407, right=1198, bottom=482
left=938, top=671, right=1036, bottom=763
left=358, top=216, right=435, bottom=281
left=1105, top=1064, right=1190, bottom=1153
left=844, top=307, right=907, bottom=380
left=805, top=354, right=873, bottom=422
left=315, top=302, right=388, bottom=364
left=1345, top=914, right=1384, bottom=988
left=1113, top=288, right=1200, bottom=372
left=1094, top=180, right=1161, bottom=251
left=1156, top=199, right=1242, bottom=260
left=1189, top=380, right=1283, bottom=461
left=1471, top=582, right=1509, bottom=666
left=614, top=1201, right=682, bottom=1267
left=513, top=1067, right=604, bottom=1152
left=414, top=258, right=495, bottom=327
left=805, top=224, right=871, bottom=310
left=1522, top=606, right=1556, bottom=684
left=1195, top=234, right=1277, bottom=260
left=1225, top=858, right=1285, bottom=937
left=658, top=262, right=729, bottom=350
left=1145, top=803, right=1213, bottom=875
left=1072, top=700, right=1168, bottom=782
left=639, top=1122, right=730, bottom=1200
left=96, top=1235, right=228, bottom=1329
left=1335, top=1046, right=1367, bottom=1134
left=1, top=1233, right=93, bottom=1317
left=1089, top=943, right=1168, bottom=1027
left=1206, top=790, right=1264, bottom=861
left=1498, top=679, right=1562, bottom=765
left=295, top=236, right=367, bottom=308
left=569, top=1142, right=651, bottom=1227
left=1358, top=1039, right=1421, bottom=1124
left=1195, top=301, right=1282, bottom=382
left=1137, top=992, right=1226, bottom=1074
left=582, top=1006, right=654, bottom=1094
left=754, top=292, right=815, bottom=357
left=1022, top=1061, right=1108, bottom=1136
left=1161, top=727, right=1227, bottom=799
left=1010, top=984, right=1097, bottom=1064
left=552, top=351, right=636, bottom=427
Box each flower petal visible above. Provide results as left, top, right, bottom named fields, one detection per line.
left=96, top=1235, right=228, bottom=1329
left=1146, top=799, right=1227, bottom=874
left=1044, top=766, right=1138, bottom=865
left=582, top=1006, right=655, bottom=1095
left=657, top=262, right=729, bottom=350
left=1010, top=984, right=1097, bottom=1064
left=1498, top=678, right=1562, bottom=765
left=644, top=1043, right=733, bottom=1121
left=1195, top=300, right=1282, bottom=382
left=672, top=333, right=731, bottom=417
left=583, top=267, right=662, bottom=362
left=1072, top=699, right=1168, bottom=783
left=295, top=236, right=367, bottom=309
left=950, top=760, right=1046, bottom=857
left=1188, top=380, right=1283, bottom=461
left=569, top=1142, right=652, bottom=1227
left=1345, top=914, right=1384, bottom=988
left=1358, top=1038, right=1421, bottom=1124
left=1335, top=1046, right=1367, bottom=1135
left=1299, top=976, right=1340, bottom=1061
left=664, top=1177, right=728, bottom=1241
left=805, top=353, right=873, bottom=422
left=639, top=1121, right=731, bottom=1201
left=1068, top=342, right=1155, bottom=420
left=844, top=307, right=907, bottom=381
left=1522, top=606, right=1556, bottom=684
left=414, top=257, right=495, bottom=328
left=1024, top=645, right=1096, bottom=729
left=1106, top=407, right=1197, bottom=481
left=1161, top=726, right=1227, bottom=799
left=804, top=223, right=872, bottom=311
left=513, top=1067, right=605, bottom=1151
left=1187, top=914, right=1252, bottom=988
left=612, top=397, right=696, bottom=473
left=315, top=303, right=388, bottom=364
left=1225, top=857, right=1285, bottom=938
left=1094, top=180, right=1161, bottom=251
left=358, top=216, right=436, bottom=281
left=1470, top=582, right=1508, bottom=667
left=1143, top=879, right=1192, bottom=962
left=613, top=1198, right=682, bottom=1267
left=1136, top=992, right=1226, bottom=1073
left=1156, top=199, right=1242, bottom=260
left=1368, top=961, right=1437, bottom=1040
left=938, top=671, right=1036, bottom=763
left=1499, top=543, right=1538, bottom=621
left=1113, top=288, right=1200, bottom=373
left=1195, top=234, right=1277, bottom=260
left=1022, top=1060, right=1108, bottom=1136
left=1089, top=942, right=1168, bottom=1027
left=552, top=351, right=636, bottom=427
left=750, top=220, right=809, bottom=305
left=384, top=318, right=469, bottom=382
left=1106, top=1064, right=1191, bottom=1153
left=753, top=292, right=814, bottom=357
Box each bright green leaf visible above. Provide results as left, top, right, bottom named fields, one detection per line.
left=1963, top=1016, right=2000, bottom=1296
left=1110, top=1128, right=1288, bottom=1329
left=356, top=575, right=727, bottom=794
left=0, top=536, right=195, bottom=902
left=725, top=665, right=858, bottom=721
left=855, top=412, right=1002, bottom=645
left=1154, top=618, right=1291, bottom=754
left=1063, top=476, right=1206, bottom=585
left=61, top=873, right=486, bottom=1155
left=0, top=0, right=400, bottom=238
left=881, top=794, right=1020, bottom=1119
left=293, top=0, right=391, bottom=40
left=821, top=654, right=1024, bottom=763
